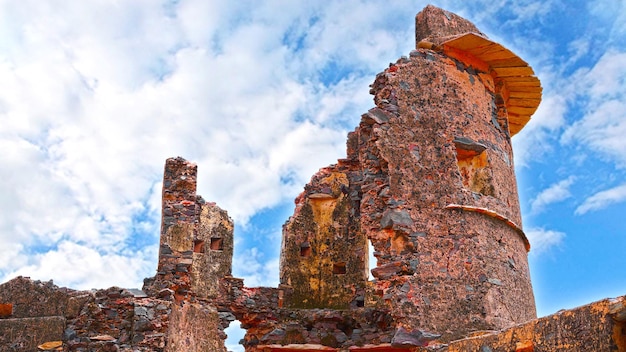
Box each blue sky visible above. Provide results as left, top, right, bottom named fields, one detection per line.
left=1, top=0, right=625, bottom=338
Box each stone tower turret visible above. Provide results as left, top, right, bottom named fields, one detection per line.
left=144, top=157, right=234, bottom=301
left=280, top=5, right=540, bottom=341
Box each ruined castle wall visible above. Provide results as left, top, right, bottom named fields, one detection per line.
left=191, top=200, right=234, bottom=299
left=0, top=276, right=77, bottom=318
left=441, top=295, right=626, bottom=352
left=166, top=302, right=226, bottom=352
left=279, top=26, right=536, bottom=342
left=148, top=157, right=198, bottom=301
left=360, top=46, right=535, bottom=340
left=280, top=163, right=368, bottom=309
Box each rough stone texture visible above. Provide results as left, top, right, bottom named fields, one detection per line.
left=64, top=286, right=173, bottom=351
left=415, top=5, right=484, bottom=45
left=432, top=295, right=626, bottom=352
left=281, top=165, right=368, bottom=309
left=166, top=302, right=225, bottom=352
left=278, top=4, right=535, bottom=342
left=191, top=200, right=234, bottom=299
left=144, top=157, right=198, bottom=302
left=0, top=278, right=175, bottom=351
left=143, top=156, right=235, bottom=305
left=364, top=48, right=536, bottom=339
left=0, top=276, right=77, bottom=318
left=0, top=316, right=65, bottom=351
left=1, top=5, right=624, bottom=352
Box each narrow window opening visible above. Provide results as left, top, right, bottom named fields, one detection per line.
left=300, top=242, right=311, bottom=257
left=454, top=136, right=495, bottom=197
left=333, top=262, right=347, bottom=275
left=356, top=298, right=365, bottom=307
left=193, top=240, right=205, bottom=253
left=224, top=320, right=246, bottom=352
left=210, top=237, right=224, bottom=251
left=368, top=240, right=377, bottom=280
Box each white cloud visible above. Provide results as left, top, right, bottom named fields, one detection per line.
left=225, top=320, right=245, bottom=352
left=232, top=247, right=279, bottom=288
left=530, top=176, right=575, bottom=214
left=2, top=0, right=408, bottom=289
left=575, top=184, right=626, bottom=215
left=526, top=228, right=565, bottom=255
left=587, top=0, right=626, bottom=47
left=513, top=93, right=568, bottom=168
left=561, top=51, right=626, bottom=167
left=3, top=241, right=155, bottom=290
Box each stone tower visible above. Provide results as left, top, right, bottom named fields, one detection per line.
left=145, top=157, right=234, bottom=301
left=280, top=5, right=540, bottom=341
left=5, top=6, right=626, bottom=352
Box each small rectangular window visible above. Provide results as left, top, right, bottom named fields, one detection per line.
left=454, top=136, right=495, bottom=196
left=193, top=240, right=205, bottom=253
left=300, top=242, right=311, bottom=257
left=333, top=262, right=347, bottom=274
left=210, top=238, right=224, bottom=251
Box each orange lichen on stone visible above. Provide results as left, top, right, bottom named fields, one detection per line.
left=310, top=197, right=338, bottom=227
left=0, top=303, right=12, bottom=318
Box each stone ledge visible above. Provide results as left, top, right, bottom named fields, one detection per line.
left=435, top=295, right=626, bottom=351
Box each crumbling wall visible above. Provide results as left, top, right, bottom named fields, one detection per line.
left=4, top=5, right=624, bottom=352
left=436, top=295, right=626, bottom=352
left=280, top=162, right=368, bottom=309
left=278, top=4, right=535, bottom=343
left=191, top=200, right=234, bottom=299
left=64, top=286, right=173, bottom=351
left=166, top=302, right=225, bottom=352
left=362, top=48, right=535, bottom=340
left=0, top=277, right=175, bottom=351
left=144, top=157, right=198, bottom=302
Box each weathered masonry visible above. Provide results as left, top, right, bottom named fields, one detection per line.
left=280, top=5, right=540, bottom=339
left=0, top=5, right=624, bottom=352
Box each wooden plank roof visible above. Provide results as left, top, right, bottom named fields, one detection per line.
left=441, top=33, right=542, bottom=136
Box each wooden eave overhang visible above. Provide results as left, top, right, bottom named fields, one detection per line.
left=441, top=33, right=542, bottom=136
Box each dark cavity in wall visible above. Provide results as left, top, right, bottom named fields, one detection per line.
left=210, top=237, right=224, bottom=251
left=194, top=240, right=205, bottom=253
left=454, top=136, right=495, bottom=197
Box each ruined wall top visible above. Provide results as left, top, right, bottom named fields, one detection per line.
left=415, top=5, right=485, bottom=44
left=415, top=5, right=542, bottom=135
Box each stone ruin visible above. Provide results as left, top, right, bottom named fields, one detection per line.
left=1, top=5, right=625, bottom=352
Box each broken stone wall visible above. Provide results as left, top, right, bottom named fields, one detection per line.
left=165, top=302, right=226, bottom=352
left=146, top=157, right=198, bottom=301
left=278, top=5, right=536, bottom=343
left=191, top=200, right=234, bottom=300
left=280, top=162, right=368, bottom=309
left=361, top=46, right=535, bottom=340
left=0, top=277, right=176, bottom=351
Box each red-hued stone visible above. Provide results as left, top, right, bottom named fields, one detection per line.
left=2, top=5, right=622, bottom=352
left=280, top=4, right=536, bottom=342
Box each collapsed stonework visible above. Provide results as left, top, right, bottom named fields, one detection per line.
left=1, top=5, right=625, bottom=352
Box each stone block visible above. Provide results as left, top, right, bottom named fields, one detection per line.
left=0, top=316, right=65, bottom=351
